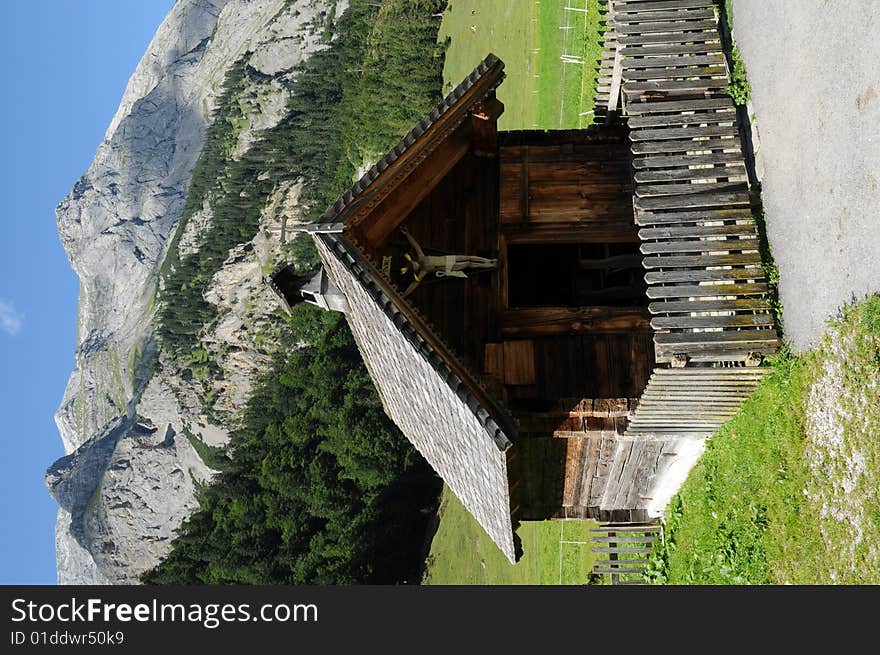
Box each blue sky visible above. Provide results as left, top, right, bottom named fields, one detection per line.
left=0, top=1, right=175, bottom=584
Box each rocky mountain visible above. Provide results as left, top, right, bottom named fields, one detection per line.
left=48, top=0, right=344, bottom=585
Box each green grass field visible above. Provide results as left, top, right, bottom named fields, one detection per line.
left=439, top=0, right=603, bottom=130
left=422, top=488, right=598, bottom=585
left=422, top=0, right=605, bottom=586
left=646, top=296, right=880, bottom=585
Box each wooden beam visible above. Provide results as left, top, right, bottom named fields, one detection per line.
left=471, top=94, right=504, bottom=158
left=362, top=122, right=473, bottom=247
left=608, top=45, right=624, bottom=113
left=501, top=222, right=639, bottom=244
left=501, top=307, right=651, bottom=336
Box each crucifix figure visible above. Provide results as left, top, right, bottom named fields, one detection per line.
left=398, top=226, right=497, bottom=297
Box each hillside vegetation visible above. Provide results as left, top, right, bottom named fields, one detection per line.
left=145, top=308, right=440, bottom=584
left=146, top=0, right=448, bottom=585
left=646, top=296, right=880, bottom=584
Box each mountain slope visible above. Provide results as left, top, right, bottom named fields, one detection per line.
left=49, top=0, right=344, bottom=585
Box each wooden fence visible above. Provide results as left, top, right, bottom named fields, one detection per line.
left=590, top=522, right=662, bottom=585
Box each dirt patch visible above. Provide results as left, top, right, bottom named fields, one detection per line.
left=856, top=83, right=877, bottom=111
left=803, top=307, right=880, bottom=582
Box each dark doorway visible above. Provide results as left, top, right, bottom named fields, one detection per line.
left=508, top=243, right=646, bottom=308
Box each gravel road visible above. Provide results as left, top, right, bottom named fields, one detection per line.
left=730, top=0, right=880, bottom=351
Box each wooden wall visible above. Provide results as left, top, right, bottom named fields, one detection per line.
left=366, top=150, right=500, bottom=376
left=354, top=125, right=658, bottom=522
left=498, top=128, right=635, bottom=241
left=495, top=128, right=657, bottom=521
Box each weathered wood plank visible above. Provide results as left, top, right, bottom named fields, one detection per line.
left=618, top=32, right=721, bottom=47
left=616, top=19, right=719, bottom=35
left=606, top=441, right=645, bottom=510
left=589, top=523, right=660, bottom=536
left=645, top=282, right=768, bottom=298
left=654, top=328, right=779, bottom=343
left=635, top=402, right=744, bottom=411
left=629, top=422, right=723, bottom=432
left=636, top=181, right=749, bottom=198
left=608, top=45, right=624, bottom=113
left=635, top=399, right=749, bottom=408
left=627, top=441, right=664, bottom=508
left=645, top=378, right=764, bottom=386
left=630, top=394, right=754, bottom=404
left=600, top=440, right=632, bottom=509
left=635, top=165, right=746, bottom=183
left=635, top=207, right=753, bottom=225
left=640, top=390, right=757, bottom=399
left=592, top=567, right=648, bottom=574
left=634, top=403, right=745, bottom=411
left=652, top=313, right=775, bottom=329
left=630, top=408, right=742, bottom=418
left=563, top=437, right=587, bottom=507
left=590, top=535, right=657, bottom=543
left=631, top=137, right=742, bottom=156
left=622, top=53, right=725, bottom=70
left=635, top=190, right=751, bottom=211
left=646, top=378, right=764, bottom=386
left=615, top=0, right=715, bottom=12
left=644, top=379, right=766, bottom=387
left=643, top=252, right=762, bottom=268
left=624, top=97, right=732, bottom=115
left=644, top=267, right=765, bottom=284
left=654, top=337, right=780, bottom=359
left=589, top=438, right=617, bottom=509
left=622, top=42, right=724, bottom=57
left=624, top=78, right=728, bottom=94
left=649, top=370, right=767, bottom=379
left=640, top=237, right=757, bottom=253
left=576, top=434, right=602, bottom=506
left=618, top=11, right=715, bottom=27
left=655, top=350, right=774, bottom=363
left=590, top=525, right=660, bottom=533
left=593, top=560, right=652, bottom=568
left=628, top=109, right=737, bottom=129
left=624, top=427, right=715, bottom=435
left=623, top=65, right=728, bottom=81
left=633, top=152, right=746, bottom=173
left=631, top=124, right=739, bottom=142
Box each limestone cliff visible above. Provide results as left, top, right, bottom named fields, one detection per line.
left=48, top=0, right=342, bottom=584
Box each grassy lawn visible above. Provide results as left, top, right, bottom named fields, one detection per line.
left=646, top=296, right=880, bottom=584
left=439, top=0, right=603, bottom=130
left=422, top=487, right=598, bottom=585
left=421, top=0, right=606, bottom=586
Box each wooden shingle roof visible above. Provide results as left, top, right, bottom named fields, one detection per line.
left=298, top=55, right=518, bottom=561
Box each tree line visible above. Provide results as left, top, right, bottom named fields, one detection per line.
left=148, top=0, right=449, bottom=584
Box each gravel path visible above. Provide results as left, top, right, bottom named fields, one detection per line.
left=730, top=0, right=880, bottom=352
